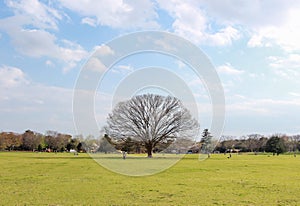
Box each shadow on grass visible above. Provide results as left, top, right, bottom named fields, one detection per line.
left=24, top=156, right=93, bottom=160
left=6, top=153, right=204, bottom=160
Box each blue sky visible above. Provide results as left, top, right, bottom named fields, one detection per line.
left=1, top=0, right=300, bottom=137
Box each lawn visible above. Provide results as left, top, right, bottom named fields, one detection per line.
left=1, top=152, right=300, bottom=205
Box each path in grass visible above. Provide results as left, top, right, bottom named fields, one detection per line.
left=1, top=152, right=300, bottom=205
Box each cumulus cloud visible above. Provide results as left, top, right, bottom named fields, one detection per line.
left=215, top=63, right=245, bottom=94
left=0, top=65, right=76, bottom=134
left=217, top=63, right=244, bottom=75
left=6, top=27, right=87, bottom=72
left=58, top=0, right=160, bottom=29
left=247, top=9, right=300, bottom=51
left=268, top=54, right=300, bottom=79
left=202, top=1, right=300, bottom=52
left=157, top=0, right=240, bottom=46
left=111, top=64, right=134, bottom=74
left=45, top=60, right=54, bottom=67
left=227, top=97, right=300, bottom=116
left=206, top=26, right=240, bottom=46
left=171, top=0, right=300, bottom=51
left=289, top=92, right=300, bottom=97
left=83, top=45, right=116, bottom=73
left=6, top=0, right=63, bottom=30
left=0, top=65, right=29, bottom=88
left=176, top=60, right=186, bottom=69
left=92, top=45, right=115, bottom=57
left=116, top=65, right=133, bottom=72
left=84, top=57, right=107, bottom=72
left=199, top=0, right=292, bottom=27
left=0, top=0, right=87, bottom=72
left=268, top=54, right=300, bottom=69
left=81, top=17, right=97, bottom=27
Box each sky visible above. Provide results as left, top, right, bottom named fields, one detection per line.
left=1, top=0, right=300, bottom=137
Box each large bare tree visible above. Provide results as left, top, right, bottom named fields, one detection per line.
left=104, top=94, right=199, bottom=157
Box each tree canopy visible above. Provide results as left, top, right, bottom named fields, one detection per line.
left=265, top=135, right=287, bottom=155
left=200, top=129, right=213, bottom=154
left=104, top=94, right=199, bottom=157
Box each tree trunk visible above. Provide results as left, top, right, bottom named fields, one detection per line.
left=146, top=144, right=153, bottom=158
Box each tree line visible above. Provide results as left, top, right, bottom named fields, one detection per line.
left=103, top=131, right=300, bottom=155
left=101, top=94, right=300, bottom=156
left=216, top=134, right=300, bottom=155
left=1, top=129, right=300, bottom=155
left=0, top=130, right=96, bottom=152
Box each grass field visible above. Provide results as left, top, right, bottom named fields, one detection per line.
left=1, top=152, right=300, bottom=205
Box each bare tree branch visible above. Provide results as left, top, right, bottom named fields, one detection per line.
left=104, top=94, right=199, bottom=157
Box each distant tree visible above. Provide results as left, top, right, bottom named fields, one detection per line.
left=216, top=136, right=237, bottom=153
left=98, top=137, right=116, bottom=153
left=120, top=137, right=135, bottom=153
left=257, top=137, right=268, bottom=152
left=104, top=134, right=144, bottom=153
left=265, top=135, right=287, bottom=155
left=286, top=135, right=300, bottom=153
left=164, top=138, right=195, bottom=153
left=9, top=132, right=23, bottom=150
left=45, top=131, right=71, bottom=152
left=0, top=132, right=8, bottom=150
left=59, top=134, right=72, bottom=151
left=45, top=131, right=58, bottom=150
left=22, top=130, right=42, bottom=151
left=247, top=134, right=262, bottom=152
left=104, top=94, right=199, bottom=157
left=77, top=142, right=83, bottom=152
left=82, top=135, right=99, bottom=152
left=200, top=129, right=213, bottom=154
left=0, top=132, right=21, bottom=150
left=66, top=138, right=81, bottom=152
left=240, top=134, right=264, bottom=153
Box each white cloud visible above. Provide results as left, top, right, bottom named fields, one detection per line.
left=248, top=73, right=265, bottom=79
left=116, top=65, right=133, bottom=72
left=217, top=63, right=244, bottom=75
left=268, top=54, right=300, bottom=69
left=0, top=67, right=76, bottom=134
left=223, top=96, right=300, bottom=135
left=111, top=64, right=134, bottom=74
left=199, top=0, right=292, bottom=27
left=45, top=60, right=54, bottom=67
left=157, top=0, right=240, bottom=46
left=176, top=60, right=186, bottom=69
left=0, top=65, right=29, bottom=88
left=14, top=29, right=57, bottom=56
left=6, top=0, right=63, bottom=30
left=13, top=28, right=87, bottom=72
left=176, top=0, right=300, bottom=51
left=0, top=1, right=87, bottom=72
left=216, top=63, right=245, bottom=94
left=247, top=34, right=264, bottom=48
left=58, top=0, right=160, bottom=29
left=227, top=97, right=300, bottom=117
left=0, top=24, right=87, bottom=72
left=289, top=92, right=300, bottom=97
left=153, top=38, right=178, bottom=52
left=83, top=45, right=116, bottom=73
left=206, top=26, right=240, bottom=46
left=81, top=17, right=97, bottom=27
left=84, top=57, right=107, bottom=72
left=92, top=45, right=115, bottom=57
left=59, top=40, right=88, bottom=72
left=268, top=54, right=300, bottom=79
left=244, top=5, right=300, bottom=51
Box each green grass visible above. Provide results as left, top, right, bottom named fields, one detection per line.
left=1, top=152, right=300, bottom=205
